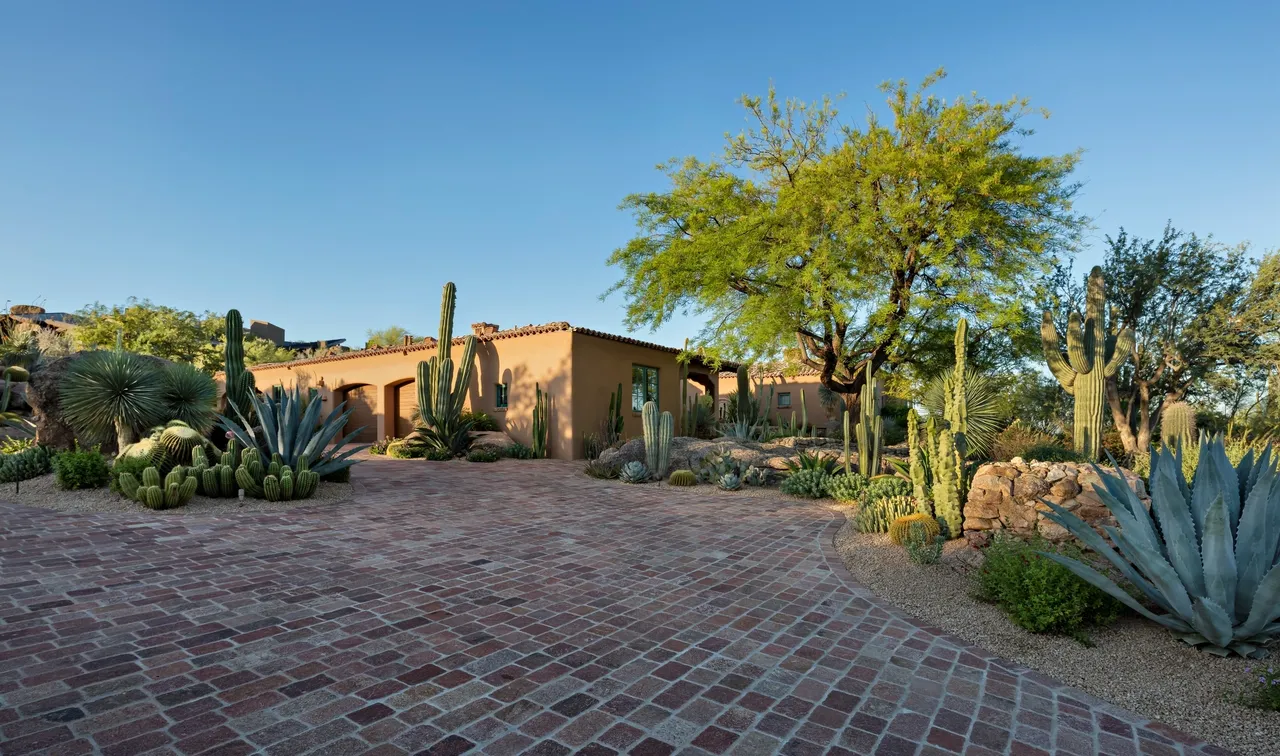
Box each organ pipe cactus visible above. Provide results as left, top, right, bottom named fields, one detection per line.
left=223, top=309, right=257, bottom=423
left=1040, top=439, right=1280, bottom=657
left=531, top=382, right=550, bottom=458
left=930, top=425, right=962, bottom=538
left=842, top=409, right=852, bottom=476
left=416, top=283, right=479, bottom=453
left=855, top=362, right=882, bottom=476
left=642, top=400, right=673, bottom=478
left=1041, top=266, right=1135, bottom=460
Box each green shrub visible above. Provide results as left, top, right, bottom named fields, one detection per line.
left=825, top=472, right=868, bottom=502
left=0, top=445, right=52, bottom=484
left=1021, top=444, right=1089, bottom=463
left=975, top=533, right=1121, bottom=638
left=904, top=522, right=944, bottom=565
left=466, top=447, right=501, bottom=463
left=1, top=437, right=35, bottom=454
left=461, top=410, right=499, bottom=432
left=423, top=448, right=454, bottom=461
left=584, top=459, right=619, bottom=479
left=1238, top=665, right=1280, bottom=712
left=110, top=453, right=153, bottom=494
left=386, top=440, right=421, bottom=459
left=52, top=446, right=111, bottom=490
left=780, top=469, right=830, bottom=498
left=864, top=476, right=911, bottom=504
left=503, top=443, right=534, bottom=460
left=991, top=420, right=1055, bottom=461
left=369, top=437, right=397, bottom=455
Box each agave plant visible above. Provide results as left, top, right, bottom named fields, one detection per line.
left=619, top=460, right=650, bottom=483
left=1040, top=438, right=1280, bottom=657
left=782, top=449, right=841, bottom=476
left=61, top=351, right=167, bottom=451
left=218, top=384, right=367, bottom=478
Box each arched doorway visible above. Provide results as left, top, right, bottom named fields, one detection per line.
left=389, top=378, right=418, bottom=438
left=336, top=384, right=378, bottom=443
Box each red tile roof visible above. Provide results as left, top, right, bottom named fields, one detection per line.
left=244, top=322, right=727, bottom=372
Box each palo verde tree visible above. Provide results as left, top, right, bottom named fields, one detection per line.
left=607, top=70, right=1084, bottom=397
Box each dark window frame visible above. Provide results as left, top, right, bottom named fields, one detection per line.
left=631, top=365, right=659, bottom=411
left=495, top=382, right=509, bottom=409
left=777, top=392, right=792, bottom=408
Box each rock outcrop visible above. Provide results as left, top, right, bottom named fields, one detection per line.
left=598, top=435, right=845, bottom=473
left=963, top=457, right=1147, bottom=545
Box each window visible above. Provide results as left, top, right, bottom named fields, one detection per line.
left=777, top=392, right=792, bottom=408
left=631, top=365, right=659, bottom=411
left=495, top=383, right=509, bottom=409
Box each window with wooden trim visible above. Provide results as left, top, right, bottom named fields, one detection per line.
left=631, top=365, right=659, bottom=411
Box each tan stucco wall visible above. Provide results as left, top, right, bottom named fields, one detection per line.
left=236, top=329, right=714, bottom=460
left=716, top=372, right=838, bottom=430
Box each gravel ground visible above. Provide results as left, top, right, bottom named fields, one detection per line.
left=0, top=473, right=355, bottom=515
left=832, top=510, right=1279, bottom=756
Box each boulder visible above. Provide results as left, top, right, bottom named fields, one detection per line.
left=597, top=435, right=847, bottom=474
left=472, top=431, right=517, bottom=450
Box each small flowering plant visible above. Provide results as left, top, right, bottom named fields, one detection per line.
left=1239, top=665, right=1280, bottom=711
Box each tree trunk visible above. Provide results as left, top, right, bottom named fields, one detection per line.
left=1104, top=379, right=1138, bottom=454
left=114, top=419, right=136, bottom=457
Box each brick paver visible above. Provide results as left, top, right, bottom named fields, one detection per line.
left=0, top=458, right=1230, bottom=755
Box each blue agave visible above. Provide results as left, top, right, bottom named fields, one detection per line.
left=219, top=384, right=367, bottom=478
left=1040, top=438, right=1280, bottom=657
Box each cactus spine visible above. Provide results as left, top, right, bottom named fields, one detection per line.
left=416, top=283, right=478, bottom=441
left=1041, top=266, right=1135, bottom=460
left=907, top=409, right=929, bottom=514
left=531, top=382, right=550, bottom=458
left=855, top=362, right=883, bottom=476
left=642, top=400, right=673, bottom=479
left=223, top=309, right=257, bottom=422
left=1161, top=401, right=1197, bottom=450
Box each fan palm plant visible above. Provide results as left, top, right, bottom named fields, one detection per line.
left=1040, top=438, right=1280, bottom=657
left=61, top=351, right=167, bottom=451
left=921, top=370, right=1004, bottom=458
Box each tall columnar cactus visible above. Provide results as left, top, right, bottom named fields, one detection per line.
left=223, top=309, right=257, bottom=422
left=931, top=430, right=962, bottom=538
left=417, top=283, right=478, bottom=440
left=1041, top=266, right=1135, bottom=460
left=606, top=383, right=625, bottom=445
left=948, top=319, right=969, bottom=465
left=679, top=341, right=693, bottom=437
left=855, top=362, right=883, bottom=476
left=531, top=382, right=550, bottom=458
left=799, top=391, right=808, bottom=436
left=735, top=365, right=751, bottom=424
left=642, top=400, right=673, bottom=478
left=907, top=409, right=929, bottom=513
left=842, top=409, right=852, bottom=476
left=1162, top=401, right=1197, bottom=450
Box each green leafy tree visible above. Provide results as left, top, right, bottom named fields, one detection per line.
left=365, top=326, right=415, bottom=348
left=242, top=337, right=297, bottom=366
left=607, top=70, right=1084, bottom=397
left=72, top=299, right=224, bottom=372
left=1086, top=225, right=1254, bottom=453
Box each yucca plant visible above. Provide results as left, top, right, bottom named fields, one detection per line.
left=159, top=363, right=218, bottom=433
left=218, top=384, right=367, bottom=478
left=61, top=351, right=167, bottom=451
left=921, top=369, right=1004, bottom=459
left=1040, top=438, right=1280, bottom=657
left=782, top=449, right=841, bottom=476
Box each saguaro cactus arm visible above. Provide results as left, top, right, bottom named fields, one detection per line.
left=1040, top=313, right=1077, bottom=394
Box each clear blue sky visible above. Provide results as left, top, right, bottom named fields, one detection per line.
left=3, top=1, right=1276, bottom=347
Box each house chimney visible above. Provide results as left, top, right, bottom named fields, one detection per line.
left=471, top=322, right=500, bottom=337
left=402, top=334, right=413, bottom=346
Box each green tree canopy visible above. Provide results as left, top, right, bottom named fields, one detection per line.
left=73, top=299, right=224, bottom=372
left=607, top=70, right=1084, bottom=396
left=365, top=325, right=415, bottom=348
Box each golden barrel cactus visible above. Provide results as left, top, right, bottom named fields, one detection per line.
left=889, top=513, right=941, bottom=546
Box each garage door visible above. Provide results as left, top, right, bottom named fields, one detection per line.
left=396, top=381, right=418, bottom=438
left=343, top=385, right=378, bottom=443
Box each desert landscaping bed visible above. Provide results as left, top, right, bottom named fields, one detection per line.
left=832, top=509, right=1280, bottom=756
left=0, top=473, right=354, bottom=515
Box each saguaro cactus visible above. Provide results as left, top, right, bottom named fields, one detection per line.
left=1161, top=401, right=1197, bottom=450
left=532, top=382, right=550, bottom=458
left=642, top=400, right=673, bottom=478
left=1041, top=266, right=1134, bottom=460
left=855, top=362, right=882, bottom=476
left=417, top=283, right=478, bottom=439
left=223, top=309, right=257, bottom=421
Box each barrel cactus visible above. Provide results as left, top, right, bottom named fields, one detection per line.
left=667, top=470, right=697, bottom=486
left=889, top=513, right=941, bottom=546
left=1040, top=439, right=1280, bottom=657
left=153, top=425, right=205, bottom=473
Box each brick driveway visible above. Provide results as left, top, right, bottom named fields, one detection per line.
left=0, top=458, right=1227, bottom=755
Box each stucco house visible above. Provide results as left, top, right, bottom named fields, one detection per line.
left=716, top=364, right=841, bottom=432
left=241, top=322, right=722, bottom=459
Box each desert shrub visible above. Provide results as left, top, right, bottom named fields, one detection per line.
left=110, top=453, right=153, bottom=494
left=1237, top=665, right=1280, bottom=712
left=503, top=443, right=534, bottom=460
left=422, top=448, right=454, bottom=461
left=1021, top=444, right=1089, bottom=463
left=991, top=420, right=1055, bottom=461
left=583, top=432, right=604, bottom=460
left=1, top=436, right=36, bottom=454
left=780, top=469, right=830, bottom=498
left=52, top=446, right=111, bottom=490
left=369, top=437, right=397, bottom=455
left=975, top=533, right=1121, bottom=638
left=0, top=445, right=52, bottom=484
left=461, top=410, right=499, bottom=432
left=466, top=447, right=501, bottom=463
left=864, top=476, right=911, bottom=504
left=386, top=441, right=421, bottom=459
left=825, top=472, right=868, bottom=502
left=903, top=522, right=944, bottom=565
left=584, top=459, right=619, bottom=479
